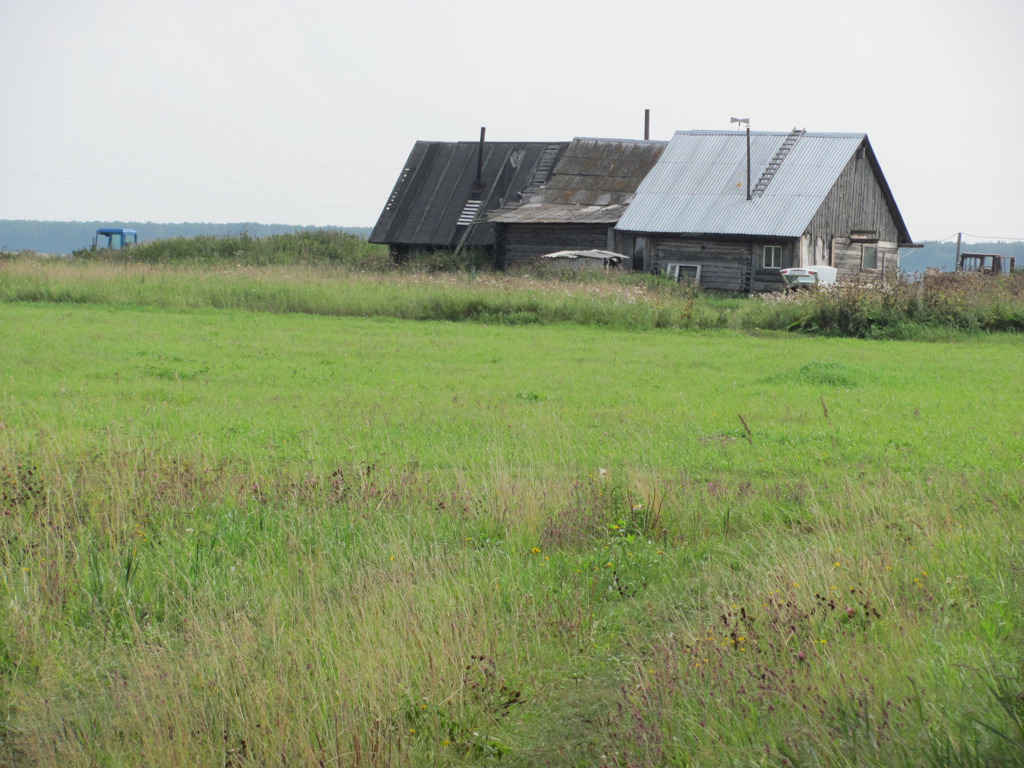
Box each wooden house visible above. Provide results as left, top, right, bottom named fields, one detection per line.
left=369, top=136, right=567, bottom=259
left=487, top=138, right=666, bottom=269
left=615, top=130, right=913, bottom=292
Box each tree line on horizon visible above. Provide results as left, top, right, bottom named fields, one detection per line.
left=2, top=219, right=1022, bottom=273
left=0, top=220, right=373, bottom=255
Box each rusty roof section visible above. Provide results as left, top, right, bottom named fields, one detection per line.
left=369, top=141, right=567, bottom=248
left=488, top=138, right=667, bottom=225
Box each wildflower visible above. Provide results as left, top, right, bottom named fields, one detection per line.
left=531, top=547, right=540, bottom=554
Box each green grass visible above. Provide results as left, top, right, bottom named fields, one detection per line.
left=0, top=263, right=1022, bottom=766
left=0, top=258, right=729, bottom=331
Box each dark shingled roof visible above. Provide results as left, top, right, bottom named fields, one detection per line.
left=369, top=141, right=567, bottom=249
left=488, top=138, right=667, bottom=225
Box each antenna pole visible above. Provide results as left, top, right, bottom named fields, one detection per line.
left=730, top=117, right=752, bottom=200
left=746, top=124, right=751, bottom=201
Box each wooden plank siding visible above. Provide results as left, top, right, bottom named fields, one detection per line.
left=805, top=146, right=902, bottom=268
left=831, top=238, right=899, bottom=280
left=495, top=223, right=611, bottom=267
left=649, top=237, right=793, bottom=292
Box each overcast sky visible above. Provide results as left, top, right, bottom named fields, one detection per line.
left=2, top=0, right=1022, bottom=242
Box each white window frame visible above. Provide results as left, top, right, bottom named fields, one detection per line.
left=763, top=245, right=782, bottom=269
left=665, top=262, right=701, bottom=283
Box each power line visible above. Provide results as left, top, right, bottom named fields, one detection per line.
left=962, top=232, right=1024, bottom=242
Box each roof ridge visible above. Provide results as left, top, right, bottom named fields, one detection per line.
left=675, top=129, right=866, bottom=139
left=571, top=136, right=669, bottom=145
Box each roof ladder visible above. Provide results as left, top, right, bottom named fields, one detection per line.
left=456, top=199, right=483, bottom=227
left=751, top=128, right=805, bottom=198
left=529, top=144, right=562, bottom=187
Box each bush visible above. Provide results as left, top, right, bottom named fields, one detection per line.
left=740, top=271, right=1024, bottom=337
left=76, top=229, right=392, bottom=270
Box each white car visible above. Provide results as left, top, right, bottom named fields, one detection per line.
left=780, top=265, right=837, bottom=290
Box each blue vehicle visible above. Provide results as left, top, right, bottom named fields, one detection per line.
left=93, top=228, right=138, bottom=250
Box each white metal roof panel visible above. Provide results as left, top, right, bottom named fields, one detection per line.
left=616, top=130, right=866, bottom=237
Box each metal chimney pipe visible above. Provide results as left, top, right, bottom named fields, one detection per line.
left=746, top=124, right=751, bottom=201
left=644, top=109, right=650, bottom=141
left=476, top=127, right=486, bottom=188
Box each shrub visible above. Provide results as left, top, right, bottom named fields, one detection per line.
left=740, top=271, right=1024, bottom=337
left=76, top=229, right=392, bottom=269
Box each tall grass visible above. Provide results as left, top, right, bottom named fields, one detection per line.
left=1, top=298, right=1022, bottom=766
left=6, top=237, right=1024, bottom=337
left=742, top=270, right=1024, bottom=337
left=0, top=257, right=730, bottom=330
left=75, top=228, right=392, bottom=269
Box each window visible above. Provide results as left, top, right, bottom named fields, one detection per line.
left=665, top=263, right=701, bottom=283
left=862, top=246, right=878, bottom=270
left=763, top=245, right=782, bottom=269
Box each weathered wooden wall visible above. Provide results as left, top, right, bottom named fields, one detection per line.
left=832, top=238, right=899, bottom=279
left=807, top=147, right=901, bottom=254
left=496, top=223, right=611, bottom=266
left=650, top=237, right=793, bottom=292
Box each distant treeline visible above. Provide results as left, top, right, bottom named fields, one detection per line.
left=3, top=220, right=1021, bottom=274
left=0, top=220, right=373, bottom=255
left=900, top=240, right=1024, bottom=273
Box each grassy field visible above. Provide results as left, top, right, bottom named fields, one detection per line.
left=1, top=258, right=1023, bottom=766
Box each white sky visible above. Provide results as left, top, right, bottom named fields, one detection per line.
left=1, top=0, right=1022, bottom=241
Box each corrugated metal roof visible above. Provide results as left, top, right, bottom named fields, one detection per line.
left=369, top=141, right=567, bottom=248
left=616, top=130, right=868, bottom=238
left=489, top=138, right=666, bottom=224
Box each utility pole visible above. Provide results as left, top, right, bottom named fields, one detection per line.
left=955, top=232, right=962, bottom=271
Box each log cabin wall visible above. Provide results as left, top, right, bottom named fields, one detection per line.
left=650, top=237, right=795, bottom=292
left=831, top=238, right=899, bottom=279
left=496, top=223, right=611, bottom=266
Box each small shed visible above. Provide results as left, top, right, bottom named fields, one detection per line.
left=369, top=137, right=567, bottom=259
left=488, top=138, right=666, bottom=269
left=616, top=130, right=913, bottom=292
